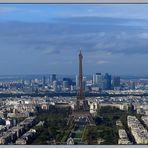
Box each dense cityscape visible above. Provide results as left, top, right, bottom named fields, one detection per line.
left=0, top=52, right=148, bottom=145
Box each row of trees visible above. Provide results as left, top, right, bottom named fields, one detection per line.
left=94, top=106, right=125, bottom=144
left=31, top=106, right=71, bottom=144
left=94, top=106, right=143, bottom=144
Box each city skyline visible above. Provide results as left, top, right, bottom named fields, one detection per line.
left=0, top=18, right=148, bottom=145
left=1, top=4, right=148, bottom=75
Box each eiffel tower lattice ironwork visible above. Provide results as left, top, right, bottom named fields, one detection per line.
left=68, top=49, right=94, bottom=125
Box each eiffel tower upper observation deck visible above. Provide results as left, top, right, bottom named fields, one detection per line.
left=68, top=49, right=94, bottom=124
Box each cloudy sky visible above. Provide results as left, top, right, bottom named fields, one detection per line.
left=0, top=4, right=148, bottom=76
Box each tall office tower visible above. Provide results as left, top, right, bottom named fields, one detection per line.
left=103, top=73, right=112, bottom=90
left=112, top=76, right=120, bottom=87
left=50, top=74, right=56, bottom=83
left=48, top=75, right=50, bottom=84
left=95, top=73, right=101, bottom=84
left=70, top=85, right=74, bottom=91
left=63, top=78, right=72, bottom=85
left=95, top=73, right=103, bottom=89
left=93, top=74, right=96, bottom=85
left=42, top=76, right=46, bottom=86
left=29, top=79, right=32, bottom=86
left=53, top=80, right=58, bottom=92
left=131, top=81, right=135, bottom=90
left=69, top=50, right=94, bottom=124
left=63, top=80, right=69, bottom=91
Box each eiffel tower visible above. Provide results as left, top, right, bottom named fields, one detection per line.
left=68, top=49, right=94, bottom=125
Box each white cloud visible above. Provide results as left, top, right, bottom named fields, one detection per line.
left=138, top=32, right=148, bottom=39
left=96, top=60, right=109, bottom=65
left=56, top=5, right=148, bottom=20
